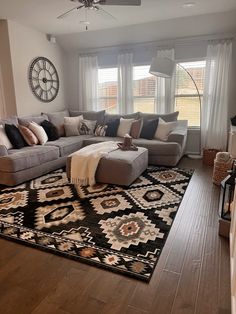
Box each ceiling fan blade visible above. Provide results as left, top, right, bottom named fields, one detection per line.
left=99, top=0, right=141, bottom=5
left=96, top=6, right=117, bottom=20
left=57, top=5, right=84, bottom=19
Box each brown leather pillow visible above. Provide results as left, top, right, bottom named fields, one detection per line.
left=18, top=125, right=39, bottom=146
left=130, top=119, right=143, bottom=139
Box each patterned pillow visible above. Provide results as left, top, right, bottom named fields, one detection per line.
left=18, top=125, right=39, bottom=146
left=28, top=122, right=48, bottom=145
left=95, top=125, right=108, bottom=137
left=79, top=119, right=97, bottom=135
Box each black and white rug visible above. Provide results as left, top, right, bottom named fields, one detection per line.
left=0, top=167, right=193, bottom=281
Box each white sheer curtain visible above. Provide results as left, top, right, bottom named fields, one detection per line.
left=0, top=63, right=6, bottom=118
left=78, top=55, right=98, bottom=111
left=201, top=41, right=232, bottom=151
left=155, top=48, right=175, bottom=114
left=118, top=53, right=133, bottom=114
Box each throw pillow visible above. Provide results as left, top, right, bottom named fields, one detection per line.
left=117, top=118, right=134, bottom=137
left=18, top=125, right=39, bottom=146
left=140, top=119, right=159, bottom=140
left=95, top=125, right=108, bottom=137
left=64, top=115, right=83, bottom=137
left=79, top=119, right=97, bottom=135
left=41, top=120, right=60, bottom=141
left=0, top=125, right=13, bottom=149
left=154, top=118, right=177, bottom=141
left=105, top=119, right=120, bottom=137
left=130, top=119, right=143, bottom=139
left=28, top=122, right=48, bottom=145
left=5, top=124, right=26, bottom=149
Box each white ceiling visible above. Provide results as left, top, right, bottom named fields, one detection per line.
left=0, top=0, right=236, bottom=35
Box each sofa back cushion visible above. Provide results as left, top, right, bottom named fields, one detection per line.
left=139, top=111, right=179, bottom=122
left=104, top=112, right=139, bottom=124
left=69, top=110, right=105, bottom=126
left=0, top=116, right=18, bottom=126
left=18, top=114, right=48, bottom=126
left=5, top=124, right=26, bottom=149
left=18, top=125, right=39, bottom=146
left=43, top=110, right=69, bottom=137
left=0, top=125, right=13, bottom=149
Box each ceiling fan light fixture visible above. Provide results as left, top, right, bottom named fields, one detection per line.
left=182, top=2, right=195, bottom=8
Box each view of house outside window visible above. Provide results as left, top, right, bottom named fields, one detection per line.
left=175, top=61, right=206, bottom=127
left=98, top=60, right=206, bottom=127
left=133, top=65, right=156, bottom=113
left=98, top=67, right=118, bottom=113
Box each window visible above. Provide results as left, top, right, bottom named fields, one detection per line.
left=175, top=61, right=206, bottom=127
left=98, top=67, right=118, bottom=113
left=133, top=65, right=156, bottom=113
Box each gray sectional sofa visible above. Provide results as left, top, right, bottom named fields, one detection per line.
left=0, top=110, right=187, bottom=186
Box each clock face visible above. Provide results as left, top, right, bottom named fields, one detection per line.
left=28, top=57, right=59, bottom=103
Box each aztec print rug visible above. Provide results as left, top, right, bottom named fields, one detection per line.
left=0, top=167, right=193, bottom=281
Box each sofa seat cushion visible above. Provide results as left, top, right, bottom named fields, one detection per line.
left=45, top=135, right=93, bottom=157
left=83, top=136, right=121, bottom=146
left=132, top=139, right=181, bottom=156
left=0, top=146, right=59, bottom=172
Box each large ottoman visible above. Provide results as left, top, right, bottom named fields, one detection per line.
left=67, top=147, right=148, bottom=186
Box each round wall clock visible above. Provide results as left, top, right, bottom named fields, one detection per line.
left=28, top=57, right=59, bottom=103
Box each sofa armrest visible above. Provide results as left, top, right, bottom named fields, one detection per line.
left=0, top=145, right=8, bottom=157
left=167, top=120, right=188, bottom=152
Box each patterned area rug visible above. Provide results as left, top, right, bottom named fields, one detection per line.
left=0, top=167, right=193, bottom=281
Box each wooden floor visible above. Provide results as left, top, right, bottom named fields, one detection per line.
left=0, top=157, right=231, bottom=314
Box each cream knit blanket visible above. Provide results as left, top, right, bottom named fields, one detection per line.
left=69, top=141, right=118, bottom=186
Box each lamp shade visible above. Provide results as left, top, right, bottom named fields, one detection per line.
left=149, top=57, right=175, bottom=78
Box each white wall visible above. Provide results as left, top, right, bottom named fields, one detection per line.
left=7, top=20, right=67, bottom=116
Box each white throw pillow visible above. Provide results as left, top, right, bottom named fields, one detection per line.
left=154, top=118, right=177, bottom=141
left=0, top=125, right=12, bottom=149
left=64, top=115, right=83, bottom=137
left=28, top=122, right=48, bottom=145
left=117, top=118, right=134, bottom=137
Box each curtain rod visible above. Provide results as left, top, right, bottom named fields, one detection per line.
left=77, top=33, right=235, bottom=56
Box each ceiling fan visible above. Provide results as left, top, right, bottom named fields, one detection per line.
left=57, top=0, right=141, bottom=20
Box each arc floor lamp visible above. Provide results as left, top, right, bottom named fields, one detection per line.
left=149, top=57, right=202, bottom=156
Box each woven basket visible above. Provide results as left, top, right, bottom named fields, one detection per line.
left=212, top=159, right=233, bottom=185
left=203, top=149, right=220, bottom=166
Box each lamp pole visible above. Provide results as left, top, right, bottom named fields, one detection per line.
left=176, top=63, right=202, bottom=156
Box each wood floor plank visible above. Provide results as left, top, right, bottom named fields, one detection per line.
left=0, top=158, right=231, bottom=314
